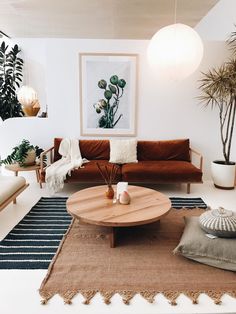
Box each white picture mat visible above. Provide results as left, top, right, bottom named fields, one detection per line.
left=80, top=53, right=137, bottom=136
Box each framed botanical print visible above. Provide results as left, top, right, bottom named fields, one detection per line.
left=79, top=53, right=138, bottom=136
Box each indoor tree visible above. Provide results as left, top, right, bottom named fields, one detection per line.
left=199, top=29, right=236, bottom=189
left=199, top=33, right=236, bottom=165
left=0, top=41, right=24, bottom=120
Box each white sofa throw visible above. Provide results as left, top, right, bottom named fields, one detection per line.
left=46, top=138, right=88, bottom=193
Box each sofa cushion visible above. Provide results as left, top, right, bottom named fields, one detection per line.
left=0, top=176, right=26, bottom=205
left=109, top=139, right=138, bottom=164
left=122, top=160, right=202, bottom=183
left=137, top=139, right=190, bottom=161
left=54, top=138, right=110, bottom=162
left=41, top=160, right=121, bottom=183
left=174, top=216, right=236, bottom=271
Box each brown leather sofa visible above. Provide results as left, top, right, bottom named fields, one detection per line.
left=39, top=138, right=203, bottom=193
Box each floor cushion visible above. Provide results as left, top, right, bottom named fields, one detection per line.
left=174, top=216, right=236, bottom=271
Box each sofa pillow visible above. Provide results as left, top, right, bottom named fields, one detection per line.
left=109, top=139, right=138, bottom=164
left=137, top=139, right=190, bottom=161
left=173, top=216, right=236, bottom=271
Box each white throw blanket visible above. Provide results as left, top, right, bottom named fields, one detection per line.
left=46, top=138, right=88, bottom=193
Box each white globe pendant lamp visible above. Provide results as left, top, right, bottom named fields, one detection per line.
left=147, top=2, right=204, bottom=80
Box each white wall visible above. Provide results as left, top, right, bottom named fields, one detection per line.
left=0, top=38, right=234, bottom=180
left=196, top=0, right=236, bottom=41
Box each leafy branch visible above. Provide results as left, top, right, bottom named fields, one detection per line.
left=93, top=75, right=126, bottom=129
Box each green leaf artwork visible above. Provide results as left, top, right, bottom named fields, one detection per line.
left=94, top=75, right=126, bottom=128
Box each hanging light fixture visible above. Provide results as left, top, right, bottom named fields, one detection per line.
left=147, top=0, right=204, bottom=80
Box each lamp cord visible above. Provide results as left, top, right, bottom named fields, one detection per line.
left=174, top=0, right=177, bottom=24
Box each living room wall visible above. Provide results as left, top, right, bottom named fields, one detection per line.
left=0, top=38, right=234, bottom=180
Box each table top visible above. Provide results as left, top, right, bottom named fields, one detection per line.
left=5, top=163, right=40, bottom=171
left=67, top=185, right=171, bottom=227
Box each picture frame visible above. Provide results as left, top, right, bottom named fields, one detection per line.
left=79, top=53, right=138, bottom=136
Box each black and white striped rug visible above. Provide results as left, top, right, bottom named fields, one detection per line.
left=0, top=196, right=207, bottom=269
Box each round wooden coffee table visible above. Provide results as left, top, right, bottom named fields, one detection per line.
left=67, top=185, right=171, bottom=248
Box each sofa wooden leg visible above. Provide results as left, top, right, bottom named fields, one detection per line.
left=187, top=183, right=191, bottom=194
left=13, top=198, right=17, bottom=204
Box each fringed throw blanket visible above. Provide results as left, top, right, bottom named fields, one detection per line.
left=46, top=138, right=88, bottom=193
left=39, top=208, right=236, bottom=306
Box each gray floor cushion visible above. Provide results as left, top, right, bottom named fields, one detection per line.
left=174, top=216, right=236, bottom=271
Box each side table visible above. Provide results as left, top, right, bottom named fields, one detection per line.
left=5, top=164, right=42, bottom=188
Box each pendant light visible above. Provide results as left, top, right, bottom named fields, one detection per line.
left=147, top=0, right=204, bottom=80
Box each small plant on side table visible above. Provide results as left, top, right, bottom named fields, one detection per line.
left=0, top=139, right=44, bottom=167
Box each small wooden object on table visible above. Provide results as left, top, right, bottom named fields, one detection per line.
left=67, top=185, right=171, bottom=248
left=5, top=164, right=42, bottom=188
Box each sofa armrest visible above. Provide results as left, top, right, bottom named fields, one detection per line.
left=40, top=146, right=54, bottom=173
left=190, top=148, right=203, bottom=171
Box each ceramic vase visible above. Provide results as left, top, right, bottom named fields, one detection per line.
left=119, top=191, right=131, bottom=205
left=105, top=185, right=114, bottom=199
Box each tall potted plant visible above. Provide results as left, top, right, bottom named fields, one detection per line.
left=0, top=41, right=24, bottom=121
left=199, top=31, right=236, bottom=189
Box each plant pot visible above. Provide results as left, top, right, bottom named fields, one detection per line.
left=22, top=149, right=36, bottom=166
left=22, top=106, right=40, bottom=117
left=211, top=160, right=235, bottom=190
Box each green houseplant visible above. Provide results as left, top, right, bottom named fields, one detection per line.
left=0, top=41, right=24, bottom=121
left=0, top=139, right=44, bottom=167
left=199, top=31, right=236, bottom=189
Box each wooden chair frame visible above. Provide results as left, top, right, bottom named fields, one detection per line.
left=187, top=148, right=203, bottom=194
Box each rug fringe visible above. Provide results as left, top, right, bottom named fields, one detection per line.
left=205, top=291, right=224, bottom=305
left=140, top=290, right=157, bottom=303
left=60, top=290, right=77, bottom=304
left=100, top=291, right=115, bottom=304
left=39, top=289, right=236, bottom=305
left=162, top=291, right=179, bottom=305
left=40, top=291, right=54, bottom=305
left=80, top=290, right=97, bottom=305
left=119, top=290, right=136, bottom=305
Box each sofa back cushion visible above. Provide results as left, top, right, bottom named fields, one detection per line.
left=137, top=139, right=190, bottom=161
left=54, top=138, right=190, bottom=162
left=54, top=138, right=110, bottom=161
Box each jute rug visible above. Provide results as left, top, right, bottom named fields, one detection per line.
left=39, top=208, right=236, bottom=306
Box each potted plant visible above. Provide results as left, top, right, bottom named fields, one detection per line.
left=199, top=31, right=236, bottom=189
left=0, top=41, right=24, bottom=121
left=0, top=139, right=44, bottom=167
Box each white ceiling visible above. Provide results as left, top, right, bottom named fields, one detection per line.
left=0, top=0, right=219, bottom=39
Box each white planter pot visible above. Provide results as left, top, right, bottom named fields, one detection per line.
left=211, top=161, right=235, bottom=190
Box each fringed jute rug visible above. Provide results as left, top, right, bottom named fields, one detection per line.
left=39, top=207, right=236, bottom=306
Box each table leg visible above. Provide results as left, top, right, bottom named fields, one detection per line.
left=109, top=227, right=116, bottom=248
